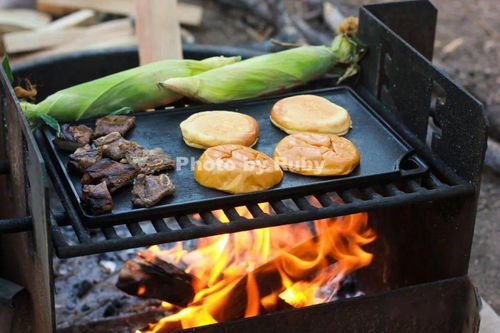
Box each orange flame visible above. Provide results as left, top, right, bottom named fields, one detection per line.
left=139, top=204, right=375, bottom=333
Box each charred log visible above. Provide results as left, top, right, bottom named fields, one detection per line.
left=116, top=250, right=200, bottom=307
left=198, top=234, right=328, bottom=323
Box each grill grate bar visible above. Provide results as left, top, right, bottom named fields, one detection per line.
left=362, top=187, right=384, bottom=199
left=200, top=212, right=220, bottom=225
left=293, top=197, right=318, bottom=211
left=407, top=180, right=424, bottom=192
left=246, top=204, right=268, bottom=217
left=385, top=184, right=404, bottom=196
left=270, top=200, right=291, bottom=214
left=427, top=173, right=446, bottom=189
left=151, top=218, right=170, bottom=232
left=102, top=227, right=119, bottom=240
left=338, top=189, right=361, bottom=203
left=224, top=208, right=244, bottom=220
left=316, top=193, right=337, bottom=207
left=176, top=216, right=194, bottom=229
left=126, top=223, right=145, bottom=236
left=49, top=216, right=68, bottom=249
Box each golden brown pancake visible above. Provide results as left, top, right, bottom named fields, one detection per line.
left=180, top=111, right=259, bottom=149
left=273, top=133, right=360, bottom=176
left=194, top=144, right=283, bottom=193
left=270, top=95, right=351, bottom=135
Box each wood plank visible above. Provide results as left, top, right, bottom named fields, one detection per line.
left=136, top=0, right=183, bottom=64
left=37, top=0, right=203, bottom=26
left=11, top=19, right=135, bottom=64
left=37, top=2, right=74, bottom=16
left=4, top=18, right=132, bottom=54
left=3, top=27, right=87, bottom=54
left=0, top=9, right=51, bottom=33
left=38, top=9, right=97, bottom=32
left=0, top=60, right=54, bottom=332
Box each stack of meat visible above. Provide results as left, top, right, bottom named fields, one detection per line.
left=54, top=115, right=176, bottom=214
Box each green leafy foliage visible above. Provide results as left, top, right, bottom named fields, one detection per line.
left=37, top=113, right=60, bottom=135
left=2, top=54, right=13, bottom=84
left=110, top=106, right=132, bottom=115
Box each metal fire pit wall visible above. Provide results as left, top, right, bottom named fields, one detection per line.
left=0, top=1, right=487, bottom=333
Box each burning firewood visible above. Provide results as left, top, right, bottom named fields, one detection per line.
left=117, top=212, right=374, bottom=333
left=116, top=249, right=201, bottom=307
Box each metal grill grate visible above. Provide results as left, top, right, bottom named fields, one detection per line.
left=48, top=164, right=473, bottom=258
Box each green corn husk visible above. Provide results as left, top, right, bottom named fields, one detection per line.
left=161, top=35, right=364, bottom=104
left=21, top=56, right=241, bottom=122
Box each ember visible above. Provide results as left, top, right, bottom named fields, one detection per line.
left=120, top=205, right=375, bottom=333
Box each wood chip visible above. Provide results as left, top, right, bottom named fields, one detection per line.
left=0, top=9, right=51, bottom=33
left=37, top=0, right=203, bottom=26
left=11, top=19, right=135, bottom=63
left=38, top=9, right=97, bottom=32
left=323, top=2, right=345, bottom=32
left=442, top=37, right=465, bottom=55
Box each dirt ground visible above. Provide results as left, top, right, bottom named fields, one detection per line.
left=193, top=0, right=500, bottom=312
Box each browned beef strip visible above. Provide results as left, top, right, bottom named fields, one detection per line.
left=126, top=147, right=176, bottom=175
left=94, top=116, right=136, bottom=138
left=54, top=124, right=93, bottom=151
left=81, top=158, right=137, bottom=192
left=68, top=144, right=102, bottom=173
left=102, top=139, right=141, bottom=161
left=131, top=173, right=176, bottom=207
left=81, top=181, right=113, bottom=214
left=93, top=132, right=123, bottom=147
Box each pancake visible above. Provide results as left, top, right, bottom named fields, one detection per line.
left=270, top=95, right=351, bottom=135
left=273, top=132, right=360, bottom=176
left=180, top=111, right=259, bottom=149
left=194, top=144, right=283, bottom=193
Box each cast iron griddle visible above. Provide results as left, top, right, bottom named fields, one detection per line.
left=43, top=87, right=427, bottom=226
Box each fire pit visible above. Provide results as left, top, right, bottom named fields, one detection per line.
left=0, top=1, right=486, bottom=332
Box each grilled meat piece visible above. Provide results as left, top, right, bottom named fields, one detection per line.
left=81, top=181, right=113, bottom=214
left=131, top=173, right=176, bottom=207
left=94, top=116, right=136, bottom=138
left=126, top=147, right=176, bottom=174
left=54, top=124, right=93, bottom=151
left=93, top=131, right=140, bottom=160
left=103, top=139, right=141, bottom=161
left=68, top=144, right=102, bottom=173
left=93, top=131, right=123, bottom=147
left=81, top=158, right=137, bottom=192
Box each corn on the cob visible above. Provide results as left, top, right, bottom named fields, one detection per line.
left=21, top=56, right=240, bottom=122
left=161, top=35, right=364, bottom=104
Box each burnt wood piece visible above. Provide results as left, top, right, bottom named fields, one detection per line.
left=94, top=115, right=136, bottom=138
left=116, top=249, right=199, bottom=307
left=68, top=144, right=102, bottom=173
left=131, top=173, right=176, bottom=208
left=149, top=231, right=331, bottom=331
left=81, top=158, right=137, bottom=192
left=81, top=181, right=113, bottom=214
left=126, top=147, right=176, bottom=175
left=54, top=124, right=93, bottom=151
left=199, top=233, right=329, bottom=323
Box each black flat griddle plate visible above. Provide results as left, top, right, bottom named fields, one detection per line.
left=43, top=87, right=427, bottom=226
